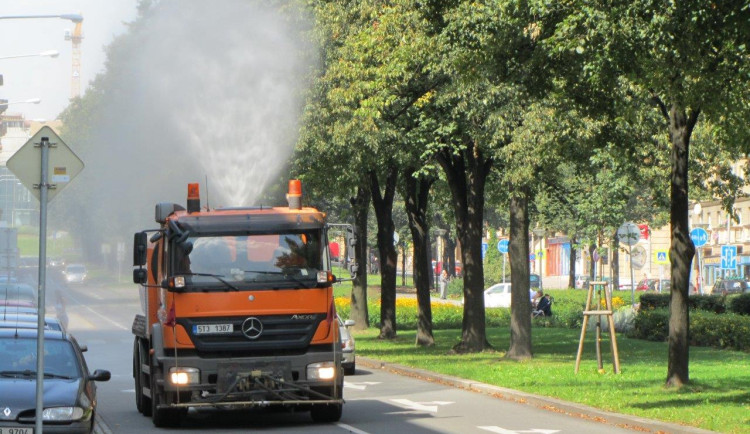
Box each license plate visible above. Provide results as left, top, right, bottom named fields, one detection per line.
left=193, top=323, right=233, bottom=334
left=0, top=428, right=34, bottom=434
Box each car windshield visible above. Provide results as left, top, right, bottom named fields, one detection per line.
left=0, top=338, right=80, bottom=378
left=174, top=231, right=325, bottom=288
left=66, top=265, right=86, bottom=273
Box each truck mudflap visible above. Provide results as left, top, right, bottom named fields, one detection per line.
left=167, top=371, right=344, bottom=409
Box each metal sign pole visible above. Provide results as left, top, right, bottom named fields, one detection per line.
left=502, top=253, right=506, bottom=284
left=35, top=137, right=51, bottom=434
left=629, top=243, right=635, bottom=306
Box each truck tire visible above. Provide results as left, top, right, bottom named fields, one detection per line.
left=310, top=403, right=343, bottom=423
left=310, top=386, right=343, bottom=423
left=133, top=339, right=142, bottom=413
left=134, top=339, right=152, bottom=416
left=150, top=362, right=186, bottom=427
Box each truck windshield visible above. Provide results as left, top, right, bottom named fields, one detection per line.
left=174, top=231, right=325, bottom=288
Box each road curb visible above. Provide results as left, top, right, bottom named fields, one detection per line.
left=358, top=357, right=716, bottom=434
left=93, top=413, right=115, bottom=434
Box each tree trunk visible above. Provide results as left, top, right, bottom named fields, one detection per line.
left=403, top=168, right=435, bottom=347
left=437, top=143, right=492, bottom=353
left=568, top=236, right=576, bottom=289
left=349, top=184, right=371, bottom=331
left=665, top=103, right=698, bottom=387
left=370, top=168, right=399, bottom=339
left=612, top=232, right=620, bottom=290
left=588, top=244, right=596, bottom=281
left=507, top=188, right=533, bottom=359
left=445, top=237, right=457, bottom=277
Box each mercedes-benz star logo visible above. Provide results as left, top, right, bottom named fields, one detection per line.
left=3, top=407, right=10, bottom=417
left=241, top=317, right=263, bottom=340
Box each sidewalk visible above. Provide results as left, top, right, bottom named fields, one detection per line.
left=358, top=356, right=716, bottom=434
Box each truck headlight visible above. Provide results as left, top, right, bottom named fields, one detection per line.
left=169, top=367, right=200, bottom=385
left=42, top=407, right=84, bottom=421
left=307, top=361, right=336, bottom=380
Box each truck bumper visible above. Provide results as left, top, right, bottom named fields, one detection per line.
left=153, top=351, right=343, bottom=407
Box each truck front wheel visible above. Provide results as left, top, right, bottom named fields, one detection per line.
left=310, top=403, right=342, bottom=423
left=150, top=363, right=186, bottom=427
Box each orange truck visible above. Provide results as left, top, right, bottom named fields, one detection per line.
left=131, top=180, right=353, bottom=427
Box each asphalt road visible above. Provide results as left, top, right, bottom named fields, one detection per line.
left=42, top=272, right=694, bottom=434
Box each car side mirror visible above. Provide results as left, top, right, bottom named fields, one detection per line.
left=90, top=369, right=111, bottom=382
left=79, top=345, right=88, bottom=352
left=343, top=319, right=355, bottom=327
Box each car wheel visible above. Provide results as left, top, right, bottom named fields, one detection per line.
left=344, top=363, right=355, bottom=376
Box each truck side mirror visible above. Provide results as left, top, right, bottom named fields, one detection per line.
left=345, top=225, right=358, bottom=278
left=133, top=232, right=148, bottom=266
left=345, top=225, right=357, bottom=262
left=133, top=268, right=147, bottom=285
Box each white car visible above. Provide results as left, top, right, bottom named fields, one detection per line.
left=338, top=317, right=356, bottom=375
left=63, top=264, right=88, bottom=284
left=484, top=283, right=512, bottom=308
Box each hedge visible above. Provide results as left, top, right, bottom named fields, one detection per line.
left=639, top=292, right=750, bottom=315
left=629, top=308, right=750, bottom=351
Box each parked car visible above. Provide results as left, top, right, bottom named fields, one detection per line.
left=711, top=279, right=749, bottom=295
left=636, top=278, right=671, bottom=292
left=48, top=257, right=66, bottom=268
left=0, top=306, right=38, bottom=315
left=0, top=283, right=37, bottom=305
left=0, top=314, right=64, bottom=331
left=0, top=328, right=110, bottom=433
left=338, top=317, right=356, bottom=375
left=484, top=283, right=512, bottom=308
left=432, top=261, right=462, bottom=276
left=529, top=274, right=541, bottom=289
left=62, top=264, right=88, bottom=284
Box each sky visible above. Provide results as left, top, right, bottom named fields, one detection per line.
left=0, top=0, right=138, bottom=120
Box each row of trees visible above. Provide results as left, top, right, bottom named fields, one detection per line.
left=295, top=0, right=749, bottom=388
left=53, top=0, right=748, bottom=388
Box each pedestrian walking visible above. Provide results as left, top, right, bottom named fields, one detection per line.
left=439, top=269, right=449, bottom=299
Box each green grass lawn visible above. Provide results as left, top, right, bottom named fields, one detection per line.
left=353, top=326, right=750, bottom=433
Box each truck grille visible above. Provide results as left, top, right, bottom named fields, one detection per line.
left=177, top=314, right=325, bottom=353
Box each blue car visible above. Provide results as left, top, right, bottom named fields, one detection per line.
left=0, top=328, right=110, bottom=433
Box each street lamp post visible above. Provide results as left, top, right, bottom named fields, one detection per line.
left=0, top=13, right=83, bottom=22
left=0, top=98, right=42, bottom=108
left=0, top=50, right=59, bottom=60
left=532, top=227, right=546, bottom=291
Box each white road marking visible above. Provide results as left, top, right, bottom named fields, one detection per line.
left=389, top=399, right=454, bottom=413
left=336, top=422, right=372, bottom=434
left=344, top=381, right=382, bottom=390
left=479, top=427, right=560, bottom=434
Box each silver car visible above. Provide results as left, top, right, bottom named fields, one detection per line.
left=338, top=317, right=356, bottom=375
left=63, top=264, right=87, bottom=284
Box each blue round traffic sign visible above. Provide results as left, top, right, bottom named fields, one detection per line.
left=690, top=227, right=709, bottom=247
left=497, top=239, right=509, bottom=254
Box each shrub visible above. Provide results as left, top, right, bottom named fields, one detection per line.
left=690, top=310, right=750, bottom=351
left=727, top=293, right=750, bottom=315
left=689, top=294, right=726, bottom=313
left=639, top=293, right=670, bottom=310
left=629, top=308, right=669, bottom=341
